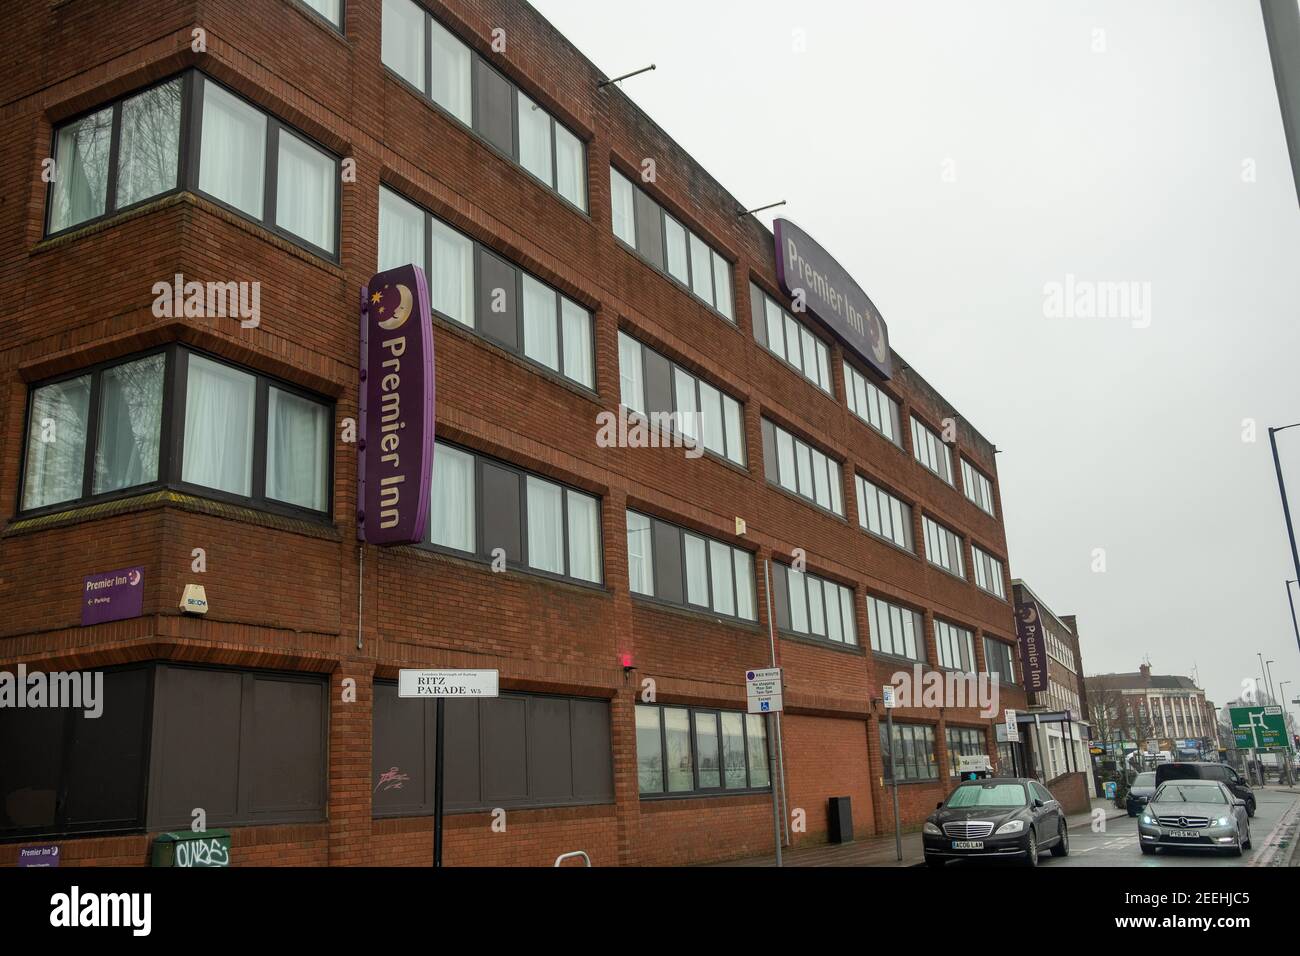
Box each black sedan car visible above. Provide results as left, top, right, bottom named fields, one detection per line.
left=923, top=777, right=1069, bottom=867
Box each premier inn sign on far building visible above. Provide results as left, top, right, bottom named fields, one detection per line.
left=773, top=219, right=892, bottom=379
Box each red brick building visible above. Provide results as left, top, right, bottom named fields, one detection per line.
left=0, top=0, right=1024, bottom=867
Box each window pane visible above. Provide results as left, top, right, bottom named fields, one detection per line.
left=610, top=168, right=635, bottom=245
left=799, top=327, right=817, bottom=380
left=516, top=93, right=554, bottom=187
left=566, top=490, right=600, bottom=583
left=795, top=442, right=814, bottom=498
left=526, top=476, right=564, bottom=574
left=689, top=233, right=713, bottom=302
left=673, top=368, right=699, bottom=444
left=430, top=443, right=475, bottom=552
left=788, top=568, right=808, bottom=632
left=22, top=376, right=91, bottom=509
left=695, top=713, right=720, bottom=789
left=664, top=215, right=689, bottom=284
left=429, top=216, right=474, bottom=327
left=93, top=355, right=164, bottom=495
left=699, top=381, right=724, bottom=456
left=635, top=706, right=663, bottom=794
left=746, top=714, right=769, bottom=787
left=841, top=588, right=857, bottom=644
left=429, top=17, right=471, bottom=123
left=664, top=709, right=693, bottom=793
left=618, top=332, right=644, bottom=413
left=812, top=451, right=831, bottom=508
left=825, top=582, right=843, bottom=642
left=264, top=388, right=329, bottom=511
left=816, top=341, right=831, bottom=391
left=712, top=252, right=733, bottom=319
left=784, top=315, right=801, bottom=368
left=276, top=130, right=336, bottom=252
left=50, top=107, right=112, bottom=231
left=684, top=534, right=709, bottom=607
left=521, top=276, right=559, bottom=370
left=554, top=124, right=586, bottom=210
left=776, top=428, right=795, bottom=489
left=182, top=355, right=255, bottom=497
left=765, top=300, right=785, bottom=361
left=561, top=299, right=593, bottom=388
left=723, top=397, right=745, bottom=466
left=382, top=0, right=426, bottom=91
left=378, top=187, right=425, bottom=273
left=301, top=0, right=341, bottom=25
left=807, top=575, right=826, bottom=635
left=626, top=511, right=653, bottom=595
left=199, top=82, right=266, bottom=218
left=709, top=541, right=735, bottom=616
left=721, top=713, right=746, bottom=789
left=116, top=80, right=181, bottom=209
left=733, top=550, right=754, bottom=621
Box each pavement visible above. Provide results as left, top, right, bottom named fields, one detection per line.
left=713, top=795, right=1124, bottom=867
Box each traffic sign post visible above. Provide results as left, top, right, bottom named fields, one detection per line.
left=400, top=670, right=500, bottom=867
left=883, top=685, right=902, bottom=862
left=747, top=667, right=784, bottom=867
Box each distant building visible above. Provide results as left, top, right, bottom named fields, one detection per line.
left=1086, top=664, right=1219, bottom=760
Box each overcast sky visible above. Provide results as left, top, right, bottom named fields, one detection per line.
left=530, top=0, right=1300, bottom=717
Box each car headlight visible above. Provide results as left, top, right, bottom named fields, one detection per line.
left=923, top=822, right=942, bottom=835
left=1141, top=815, right=1153, bottom=825
left=1216, top=817, right=1229, bottom=827
left=995, top=820, right=1024, bottom=834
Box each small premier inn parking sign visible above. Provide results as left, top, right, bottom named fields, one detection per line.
left=358, top=264, right=436, bottom=546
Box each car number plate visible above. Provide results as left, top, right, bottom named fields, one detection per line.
left=951, top=840, right=984, bottom=849
left=1167, top=830, right=1200, bottom=839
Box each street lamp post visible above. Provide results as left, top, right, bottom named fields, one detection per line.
left=1288, top=580, right=1300, bottom=657
left=1279, top=680, right=1296, bottom=786
left=1268, top=425, right=1300, bottom=651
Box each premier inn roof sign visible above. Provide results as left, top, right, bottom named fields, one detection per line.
left=358, top=264, right=436, bottom=546
left=773, top=219, right=892, bottom=379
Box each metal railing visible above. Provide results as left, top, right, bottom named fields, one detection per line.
left=553, top=850, right=591, bottom=867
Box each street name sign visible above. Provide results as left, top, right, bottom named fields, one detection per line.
left=746, top=668, right=783, bottom=714
left=399, top=669, right=499, bottom=699
left=882, top=685, right=897, bottom=709
left=1229, top=705, right=1287, bottom=749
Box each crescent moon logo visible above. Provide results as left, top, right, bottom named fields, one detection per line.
left=377, top=284, right=414, bottom=331
left=128, top=570, right=142, bottom=587
left=1020, top=606, right=1038, bottom=625
left=869, top=313, right=888, bottom=363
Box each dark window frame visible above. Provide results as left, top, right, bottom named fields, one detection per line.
left=854, top=472, right=916, bottom=554
left=423, top=440, right=605, bottom=589
left=842, top=356, right=902, bottom=446
left=760, top=417, right=845, bottom=519
left=636, top=703, right=770, bottom=799
left=945, top=726, right=988, bottom=775
left=866, top=594, right=927, bottom=664
left=290, top=0, right=346, bottom=33
left=749, top=282, right=835, bottom=396
left=933, top=617, right=978, bottom=673
left=921, top=513, right=967, bottom=580
left=771, top=561, right=860, bottom=649
left=16, top=344, right=335, bottom=523
left=910, top=414, right=955, bottom=486
left=44, top=70, right=342, bottom=263
left=960, top=456, right=998, bottom=517
left=982, top=635, right=1018, bottom=686
left=626, top=510, right=756, bottom=623
left=879, top=721, right=938, bottom=783
left=971, top=543, right=1007, bottom=599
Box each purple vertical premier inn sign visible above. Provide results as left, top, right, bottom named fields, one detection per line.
left=1014, top=600, right=1049, bottom=693
left=358, top=264, right=435, bottom=546
left=773, top=219, right=892, bottom=379
left=81, top=566, right=144, bottom=626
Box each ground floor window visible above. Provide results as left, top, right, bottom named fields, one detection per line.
left=879, top=722, right=938, bottom=782
left=945, top=726, right=986, bottom=776
left=636, top=704, right=769, bottom=797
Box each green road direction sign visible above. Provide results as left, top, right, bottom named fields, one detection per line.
left=1229, top=706, right=1287, bottom=749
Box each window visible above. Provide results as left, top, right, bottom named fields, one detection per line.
left=297, top=0, right=342, bottom=29
left=844, top=360, right=901, bottom=444
left=19, top=347, right=331, bottom=518
left=373, top=685, right=612, bottom=816
left=983, top=637, right=1017, bottom=684
left=772, top=563, right=857, bottom=646
left=379, top=187, right=593, bottom=388
left=922, top=515, right=965, bottom=578
left=946, top=727, right=986, bottom=776
left=880, top=722, right=937, bottom=782
left=617, top=332, right=746, bottom=466
left=971, top=545, right=1006, bottom=599
left=854, top=475, right=914, bottom=551
left=961, top=459, right=996, bottom=515
left=382, top=0, right=586, bottom=210
left=609, top=167, right=734, bottom=320
left=275, top=130, right=336, bottom=254
left=636, top=704, right=769, bottom=796
left=761, top=419, right=843, bottom=516
left=750, top=284, right=833, bottom=394
left=935, top=619, right=976, bottom=672
left=867, top=596, right=925, bottom=662
left=48, top=77, right=181, bottom=233
left=626, top=511, right=755, bottom=621
left=911, top=417, right=954, bottom=484
left=427, top=442, right=602, bottom=586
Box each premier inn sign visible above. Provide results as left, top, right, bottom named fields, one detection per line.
left=358, top=264, right=435, bottom=545
left=773, top=219, right=892, bottom=379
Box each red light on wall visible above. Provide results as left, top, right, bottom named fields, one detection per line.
left=620, top=653, right=634, bottom=670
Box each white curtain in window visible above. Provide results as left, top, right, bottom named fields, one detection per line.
left=664, top=216, right=689, bottom=284
left=698, top=381, right=724, bottom=457
left=689, top=233, right=713, bottom=302
left=517, top=93, right=554, bottom=187
left=430, top=18, right=471, bottom=123
left=561, top=298, right=593, bottom=388
left=723, top=397, right=744, bottom=466
left=733, top=550, right=754, bottom=620
left=807, top=573, right=826, bottom=635
left=610, top=168, right=635, bottom=245
left=379, top=187, right=425, bottom=273
left=565, top=490, right=600, bottom=583
left=684, top=534, right=708, bottom=607
left=430, top=443, right=474, bottom=551
left=116, top=80, right=181, bottom=209
left=673, top=368, right=699, bottom=444
left=382, top=0, right=426, bottom=91
left=22, top=376, right=91, bottom=509
left=712, top=252, right=733, bottom=320
left=199, top=81, right=266, bottom=218
left=266, top=387, right=329, bottom=511
left=302, top=0, right=341, bottom=26
left=93, top=354, right=164, bottom=495
left=429, top=217, right=473, bottom=327
left=626, top=511, right=653, bottom=595
left=526, top=477, right=564, bottom=574
left=522, top=275, right=559, bottom=371
left=51, top=108, right=112, bottom=231
left=788, top=568, right=808, bottom=632
left=764, top=300, right=785, bottom=362
left=276, top=131, right=335, bottom=252
left=776, top=428, right=795, bottom=490
left=709, top=541, right=735, bottom=616
left=182, top=355, right=255, bottom=497
left=554, top=124, right=586, bottom=210
left=618, top=333, right=644, bottom=413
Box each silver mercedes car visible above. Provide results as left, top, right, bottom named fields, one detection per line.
left=1137, top=780, right=1251, bottom=857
